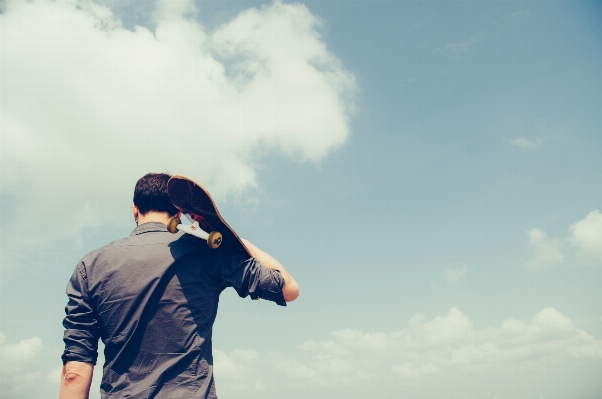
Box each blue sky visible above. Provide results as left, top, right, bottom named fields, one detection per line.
left=1, top=1, right=601, bottom=398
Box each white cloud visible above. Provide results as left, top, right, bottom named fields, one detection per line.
left=444, top=35, right=480, bottom=53
left=5, top=308, right=602, bottom=399
left=46, top=366, right=62, bottom=384
left=0, top=334, right=105, bottom=399
left=0, top=0, right=355, bottom=268
left=293, top=307, right=601, bottom=381
left=522, top=211, right=602, bottom=271
left=444, top=267, right=467, bottom=285
left=510, top=9, right=531, bottom=20
left=0, top=332, right=45, bottom=398
left=522, top=228, right=564, bottom=270
left=0, top=332, right=43, bottom=375
left=213, top=349, right=265, bottom=393
left=511, top=137, right=537, bottom=148
left=208, top=308, right=602, bottom=398
left=569, top=210, right=602, bottom=264
left=391, top=361, right=439, bottom=377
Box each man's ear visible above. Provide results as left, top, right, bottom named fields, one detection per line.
left=132, top=204, right=139, bottom=220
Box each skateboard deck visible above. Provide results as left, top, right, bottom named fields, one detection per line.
left=166, top=175, right=251, bottom=257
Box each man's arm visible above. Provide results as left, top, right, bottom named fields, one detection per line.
left=59, top=361, right=94, bottom=399
left=241, top=239, right=299, bottom=302
left=61, top=261, right=99, bottom=398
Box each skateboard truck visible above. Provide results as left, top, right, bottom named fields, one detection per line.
left=167, top=176, right=251, bottom=256
left=166, top=216, right=223, bottom=249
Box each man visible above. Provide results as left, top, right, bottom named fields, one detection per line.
left=60, top=173, right=299, bottom=399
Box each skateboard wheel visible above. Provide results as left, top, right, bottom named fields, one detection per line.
left=166, top=216, right=181, bottom=234
left=207, top=231, right=222, bottom=249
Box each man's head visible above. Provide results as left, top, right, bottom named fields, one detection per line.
left=133, top=173, right=178, bottom=218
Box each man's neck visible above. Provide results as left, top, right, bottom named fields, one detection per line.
left=137, top=211, right=172, bottom=226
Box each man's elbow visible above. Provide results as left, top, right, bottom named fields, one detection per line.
left=61, top=361, right=94, bottom=386
left=63, top=371, right=84, bottom=386
left=283, top=281, right=299, bottom=302
left=59, top=361, right=94, bottom=399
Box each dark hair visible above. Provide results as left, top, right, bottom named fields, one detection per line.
left=133, top=173, right=178, bottom=216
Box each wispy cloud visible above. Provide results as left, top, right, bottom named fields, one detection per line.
left=444, top=267, right=467, bottom=285
left=523, top=228, right=564, bottom=270
left=442, top=34, right=480, bottom=54
left=511, top=137, right=537, bottom=148
left=509, top=9, right=531, bottom=20
left=437, top=8, right=530, bottom=56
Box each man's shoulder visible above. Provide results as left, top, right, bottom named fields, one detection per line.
left=78, top=235, right=133, bottom=265
left=78, top=225, right=198, bottom=268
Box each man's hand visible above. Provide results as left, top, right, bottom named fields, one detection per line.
left=241, top=239, right=300, bottom=302
left=59, top=361, right=94, bottom=399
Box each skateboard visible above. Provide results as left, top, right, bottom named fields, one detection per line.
left=166, top=175, right=251, bottom=257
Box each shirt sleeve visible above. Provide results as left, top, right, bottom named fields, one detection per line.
left=62, top=261, right=100, bottom=365
left=221, top=255, right=287, bottom=307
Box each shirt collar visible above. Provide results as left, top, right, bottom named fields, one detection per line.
left=130, top=221, right=168, bottom=236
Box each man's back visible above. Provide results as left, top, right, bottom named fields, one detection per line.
left=60, top=173, right=297, bottom=399
left=63, top=222, right=276, bottom=398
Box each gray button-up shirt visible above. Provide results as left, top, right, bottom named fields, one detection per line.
left=62, top=222, right=285, bottom=398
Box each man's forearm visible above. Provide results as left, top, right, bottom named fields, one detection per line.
left=59, top=361, right=94, bottom=399
left=242, top=239, right=299, bottom=302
